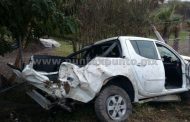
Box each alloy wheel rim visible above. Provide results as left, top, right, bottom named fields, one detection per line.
left=106, top=95, right=127, bottom=120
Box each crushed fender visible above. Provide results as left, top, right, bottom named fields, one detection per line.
left=14, top=57, right=132, bottom=103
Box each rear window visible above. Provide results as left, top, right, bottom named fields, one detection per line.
left=130, top=40, right=158, bottom=59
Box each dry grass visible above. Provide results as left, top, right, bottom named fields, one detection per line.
left=129, top=103, right=190, bottom=122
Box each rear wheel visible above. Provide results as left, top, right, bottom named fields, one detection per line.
left=95, top=85, right=132, bottom=122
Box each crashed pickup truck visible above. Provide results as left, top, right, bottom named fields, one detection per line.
left=10, top=36, right=190, bottom=122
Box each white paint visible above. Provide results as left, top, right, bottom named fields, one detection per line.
left=125, top=39, right=165, bottom=93
left=181, top=55, right=190, bottom=62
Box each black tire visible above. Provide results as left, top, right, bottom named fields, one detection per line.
left=95, top=85, right=132, bottom=122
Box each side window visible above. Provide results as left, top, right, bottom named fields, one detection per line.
left=130, top=40, right=158, bottom=59
left=106, top=44, right=120, bottom=57
left=68, top=41, right=121, bottom=66
left=156, top=43, right=179, bottom=63
left=130, top=41, right=140, bottom=54
left=67, top=49, right=90, bottom=66
left=86, top=41, right=121, bottom=58
left=69, top=49, right=88, bottom=59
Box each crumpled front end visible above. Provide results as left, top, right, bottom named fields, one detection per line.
left=57, top=57, right=132, bottom=103
left=13, top=57, right=132, bottom=103
left=57, top=62, right=106, bottom=103
left=21, top=65, right=49, bottom=84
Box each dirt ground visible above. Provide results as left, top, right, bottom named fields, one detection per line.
left=0, top=42, right=55, bottom=78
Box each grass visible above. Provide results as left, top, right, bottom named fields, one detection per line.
left=167, top=30, right=190, bottom=56
left=52, top=37, right=73, bottom=56
left=169, top=30, right=189, bottom=41
left=129, top=103, right=190, bottom=122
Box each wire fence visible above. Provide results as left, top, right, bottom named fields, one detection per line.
left=168, top=34, right=190, bottom=56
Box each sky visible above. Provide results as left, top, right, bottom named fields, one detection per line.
left=168, top=0, right=190, bottom=1
left=165, top=0, right=190, bottom=3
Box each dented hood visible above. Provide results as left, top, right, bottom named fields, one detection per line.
left=57, top=57, right=132, bottom=102
left=14, top=57, right=133, bottom=103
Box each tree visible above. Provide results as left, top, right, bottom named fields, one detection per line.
left=0, top=0, right=78, bottom=84
left=151, top=0, right=182, bottom=43
left=0, top=27, right=13, bottom=56
left=75, top=0, right=162, bottom=50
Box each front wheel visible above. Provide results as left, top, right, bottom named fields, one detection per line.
left=95, top=85, right=132, bottom=122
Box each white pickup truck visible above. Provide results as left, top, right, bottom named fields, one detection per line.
left=10, top=36, right=190, bottom=122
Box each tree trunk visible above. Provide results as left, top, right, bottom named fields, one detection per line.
left=0, top=47, right=21, bottom=87
left=72, top=40, right=77, bottom=52
left=6, top=37, right=25, bottom=84
left=7, top=51, right=20, bottom=83
left=162, top=24, right=170, bottom=44
left=173, top=38, right=179, bottom=51
left=7, top=38, right=23, bottom=84
left=173, top=26, right=180, bottom=51
left=1, top=24, right=31, bottom=86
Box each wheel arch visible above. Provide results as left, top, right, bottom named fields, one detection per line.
left=103, top=75, right=136, bottom=102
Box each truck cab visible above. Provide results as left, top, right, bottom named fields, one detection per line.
left=122, top=36, right=190, bottom=98
left=66, top=36, right=190, bottom=99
